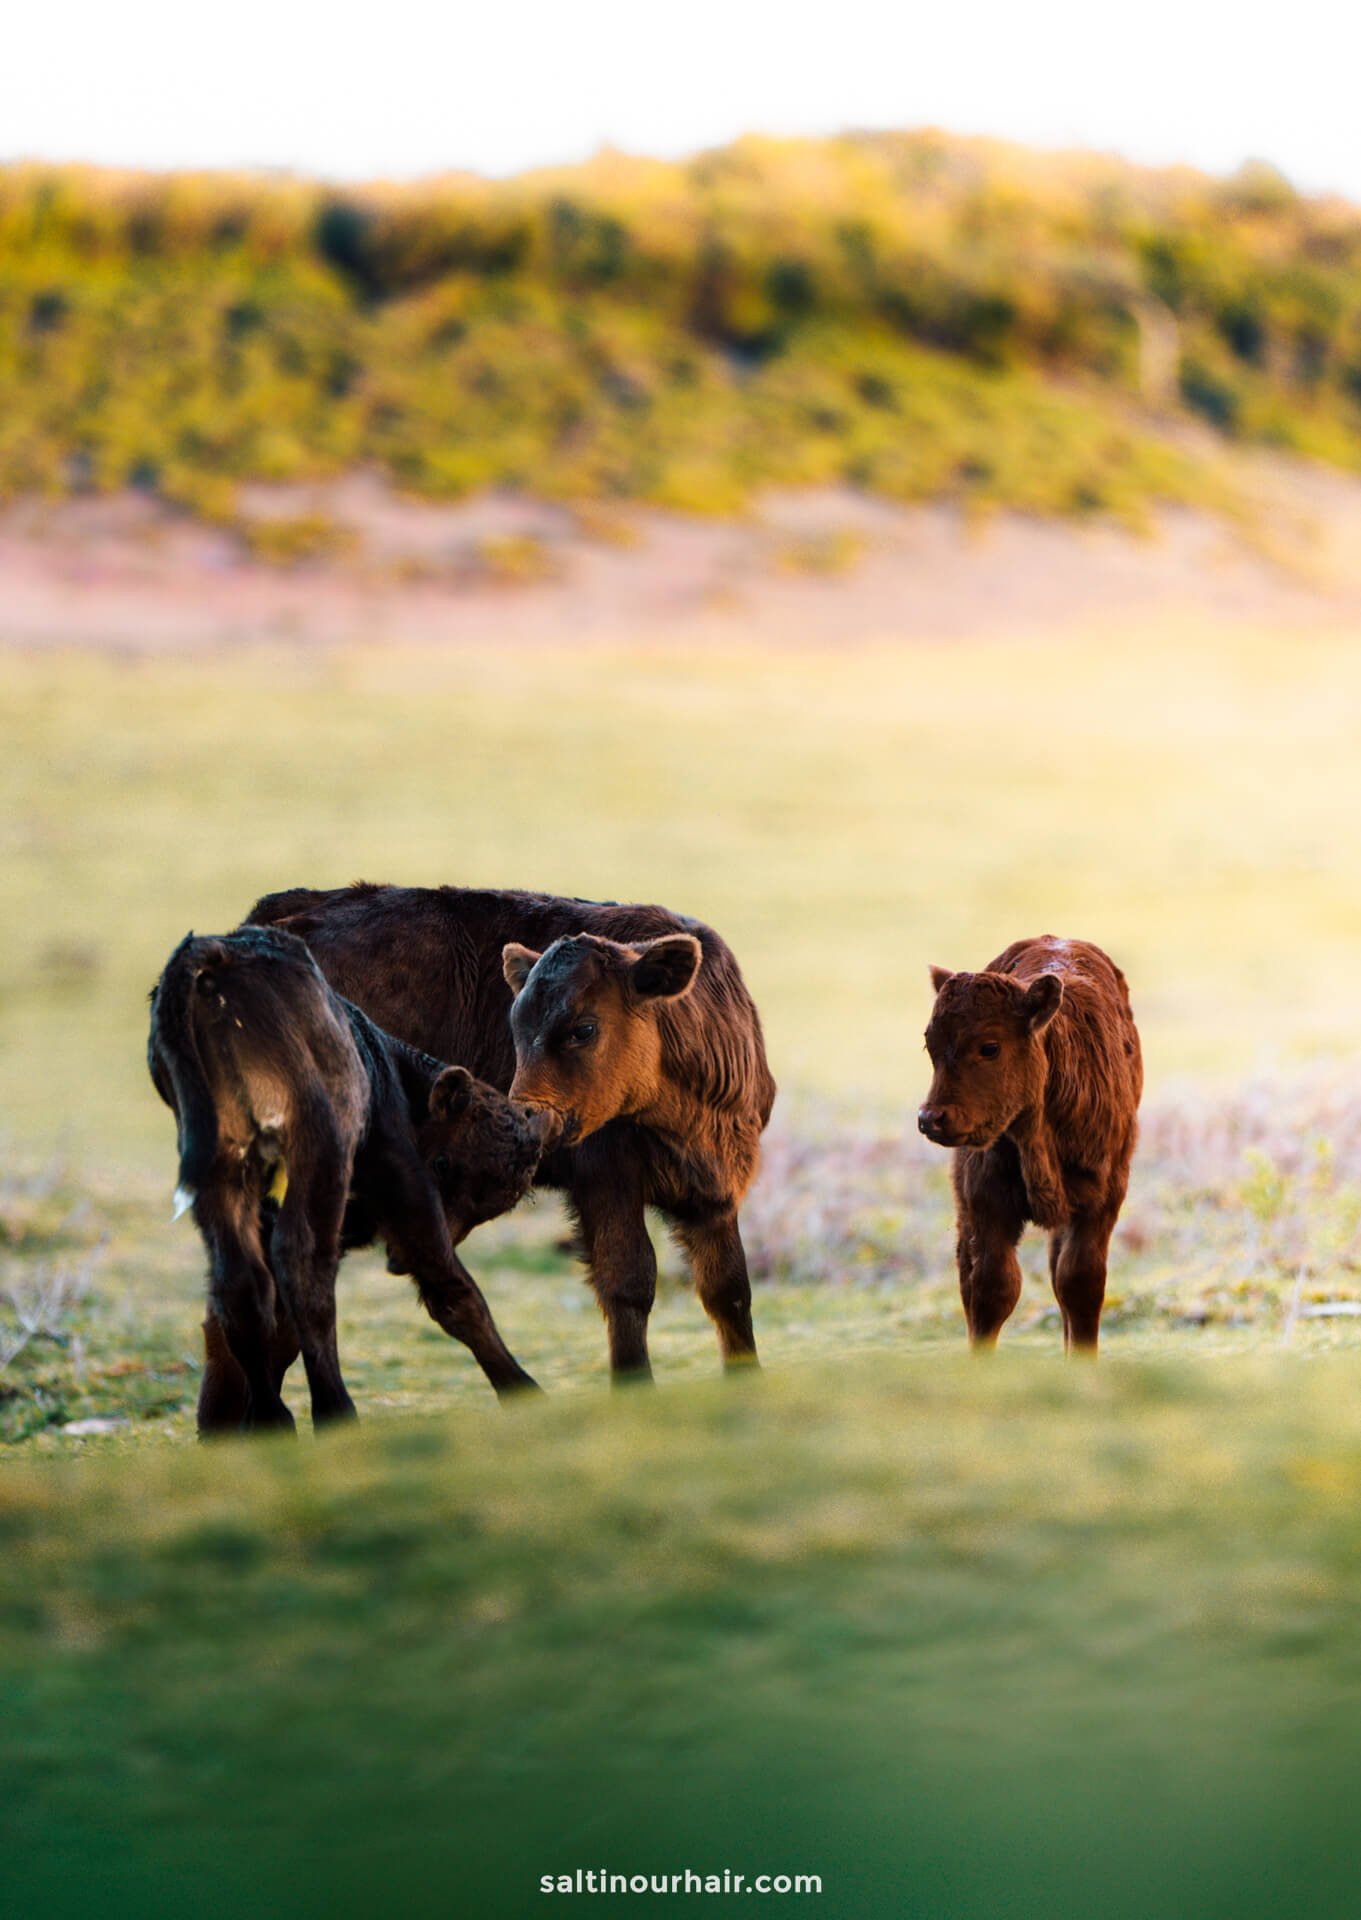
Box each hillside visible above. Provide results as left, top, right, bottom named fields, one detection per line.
left=3, top=132, right=1361, bottom=528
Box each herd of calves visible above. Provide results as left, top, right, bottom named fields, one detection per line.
left=147, top=881, right=1142, bottom=1433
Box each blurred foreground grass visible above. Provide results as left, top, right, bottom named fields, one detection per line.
left=4, top=626, right=1361, bottom=1173
left=6, top=1357, right=1361, bottom=1918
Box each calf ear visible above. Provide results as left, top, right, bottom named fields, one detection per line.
left=502, top=944, right=541, bottom=996
left=929, top=965, right=955, bottom=994
left=630, top=933, right=702, bottom=1001
left=1022, top=974, right=1063, bottom=1032
left=430, top=1065, right=475, bottom=1120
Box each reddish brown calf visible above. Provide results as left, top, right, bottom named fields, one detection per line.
left=919, top=936, right=1142, bottom=1352
left=501, top=929, right=769, bottom=1372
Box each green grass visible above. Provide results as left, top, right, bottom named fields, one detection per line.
left=6, top=1064, right=1361, bottom=1450
left=7, top=627, right=1361, bottom=1910
left=6, top=1359, right=1361, bottom=1918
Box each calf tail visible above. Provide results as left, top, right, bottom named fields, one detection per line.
left=150, top=934, right=230, bottom=1205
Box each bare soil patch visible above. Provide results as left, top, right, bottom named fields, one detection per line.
left=4, top=460, right=1361, bottom=653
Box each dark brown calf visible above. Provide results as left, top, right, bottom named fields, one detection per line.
left=243, top=884, right=777, bottom=1382
left=148, top=927, right=557, bottom=1432
left=918, top=936, right=1142, bottom=1352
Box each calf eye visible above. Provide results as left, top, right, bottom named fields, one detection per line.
left=432, top=1153, right=452, bottom=1180
left=566, top=1021, right=597, bottom=1047
left=979, top=1042, right=1000, bottom=1060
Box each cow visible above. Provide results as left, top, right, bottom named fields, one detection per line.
left=148, top=926, right=559, bottom=1432
left=917, top=935, right=1142, bottom=1352
left=241, top=883, right=777, bottom=1382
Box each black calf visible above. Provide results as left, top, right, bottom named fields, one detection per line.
left=148, top=927, right=558, bottom=1432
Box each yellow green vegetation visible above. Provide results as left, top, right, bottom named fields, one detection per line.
left=6, top=1358, right=1361, bottom=1918
left=3, top=627, right=1361, bottom=1177
left=3, top=134, right=1361, bottom=523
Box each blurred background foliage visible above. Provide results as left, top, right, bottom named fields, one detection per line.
left=4, top=131, right=1361, bottom=525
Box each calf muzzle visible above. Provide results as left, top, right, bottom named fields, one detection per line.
left=513, top=1095, right=579, bottom=1150
left=917, top=1105, right=957, bottom=1146
left=524, top=1105, right=569, bottom=1152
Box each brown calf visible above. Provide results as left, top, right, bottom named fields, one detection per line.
left=918, top=935, right=1142, bottom=1351
left=502, top=930, right=768, bottom=1371
left=243, top=884, right=777, bottom=1381
left=148, top=927, right=557, bottom=1431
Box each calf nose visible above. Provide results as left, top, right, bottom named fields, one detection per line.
left=529, top=1107, right=565, bottom=1150
left=918, top=1105, right=947, bottom=1137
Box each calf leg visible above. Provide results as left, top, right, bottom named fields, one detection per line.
left=195, top=1190, right=294, bottom=1433
left=198, top=1304, right=301, bottom=1434
left=952, top=1226, right=982, bottom=1336
left=963, top=1230, right=1023, bottom=1347
left=198, top=1311, right=249, bottom=1434
left=672, top=1211, right=759, bottom=1368
left=572, top=1172, right=657, bottom=1381
left=268, top=1310, right=302, bottom=1392
left=268, top=1152, right=356, bottom=1429
left=1046, top=1234, right=1067, bottom=1345
left=954, top=1159, right=1026, bottom=1349
left=380, top=1148, right=538, bottom=1397
left=416, top=1252, right=540, bottom=1397
left=1049, top=1216, right=1114, bottom=1354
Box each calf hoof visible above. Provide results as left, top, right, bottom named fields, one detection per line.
left=243, top=1403, right=298, bottom=1437
left=495, top=1371, right=543, bottom=1401
left=312, top=1398, right=360, bottom=1429
left=610, top=1364, right=656, bottom=1389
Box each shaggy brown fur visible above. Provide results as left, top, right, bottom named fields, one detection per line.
left=148, top=926, right=557, bottom=1431
left=244, top=883, right=777, bottom=1380
left=919, top=935, right=1142, bottom=1352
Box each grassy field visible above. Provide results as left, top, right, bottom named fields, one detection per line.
left=7, top=1358, right=1361, bottom=1919
left=6, top=1064, right=1361, bottom=1448
left=5, top=623, right=1361, bottom=1913
left=4, top=622, right=1361, bottom=1424
left=5, top=623, right=1361, bottom=1169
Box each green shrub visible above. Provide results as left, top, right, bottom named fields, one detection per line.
left=1, top=134, right=1360, bottom=524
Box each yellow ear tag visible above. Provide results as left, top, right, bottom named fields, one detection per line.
left=267, top=1162, right=289, bottom=1206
